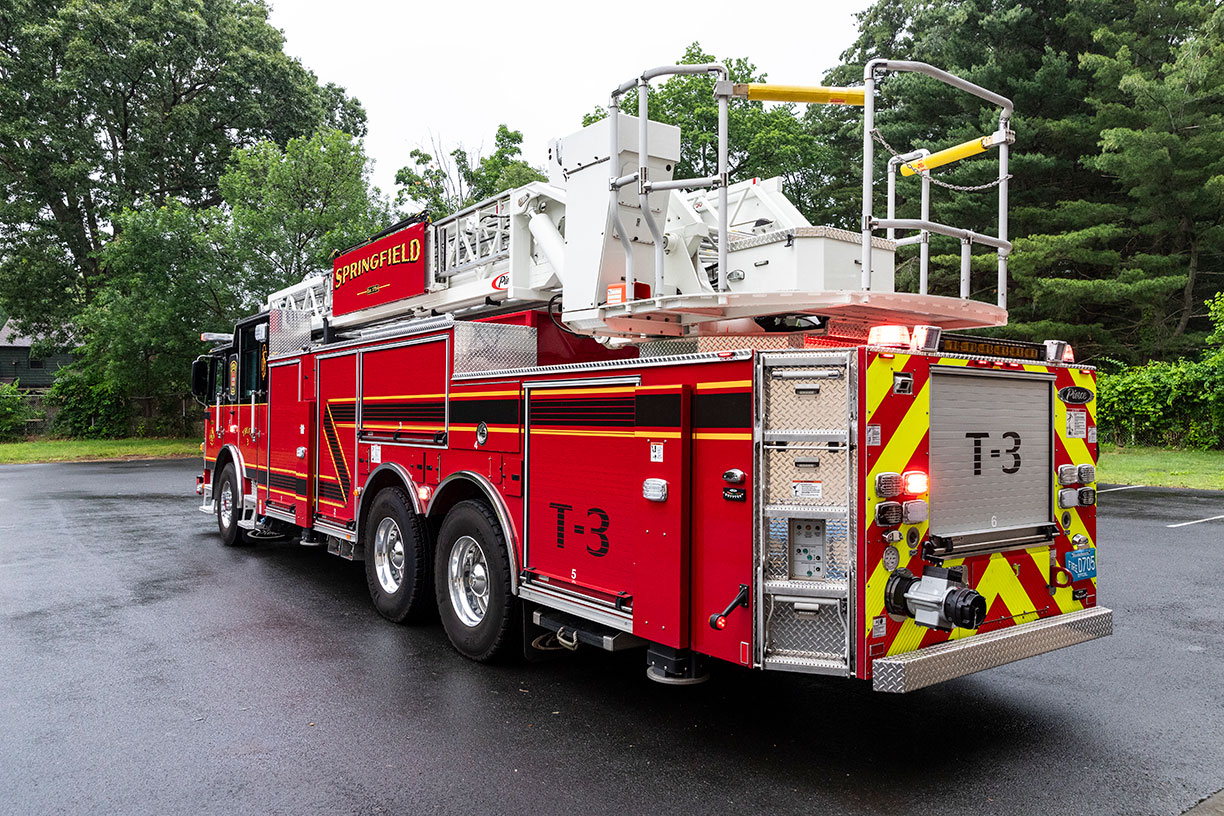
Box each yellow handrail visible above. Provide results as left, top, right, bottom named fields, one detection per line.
left=731, top=83, right=866, bottom=106
left=899, top=133, right=1008, bottom=176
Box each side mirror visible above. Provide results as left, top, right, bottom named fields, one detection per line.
left=190, top=357, right=210, bottom=403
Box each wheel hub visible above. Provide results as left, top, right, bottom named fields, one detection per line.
left=448, top=535, right=490, bottom=627
left=219, top=482, right=233, bottom=528
left=374, top=517, right=405, bottom=594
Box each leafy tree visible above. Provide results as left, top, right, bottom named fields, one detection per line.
left=0, top=0, right=366, bottom=347
left=583, top=43, right=839, bottom=220
left=222, top=129, right=389, bottom=297
left=395, top=125, right=545, bottom=218
left=811, top=0, right=1219, bottom=362
left=81, top=131, right=385, bottom=405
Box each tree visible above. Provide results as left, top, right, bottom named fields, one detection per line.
left=0, top=0, right=366, bottom=347
left=810, top=0, right=1219, bottom=362
left=394, top=125, right=545, bottom=218
left=1083, top=4, right=1224, bottom=340
left=583, top=43, right=839, bottom=220
left=85, top=131, right=385, bottom=404
left=222, top=129, right=389, bottom=298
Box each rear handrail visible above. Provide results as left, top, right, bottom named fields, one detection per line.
left=861, top=60, right=1014, bottom=309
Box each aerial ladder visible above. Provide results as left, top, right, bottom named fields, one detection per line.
left=267, top=60, right=1015, bottom=348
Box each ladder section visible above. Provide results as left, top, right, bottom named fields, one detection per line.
left=757, top=351, right=856, bottom=675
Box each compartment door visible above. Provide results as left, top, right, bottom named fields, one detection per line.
left=316, top=353, right=358, bottom=523
left=267, top=361, right=313, bottom=527
left=523, top=380, right=690, bottom=646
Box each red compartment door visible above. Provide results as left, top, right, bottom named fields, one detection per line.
left=316, top=353, right=358, bottom=523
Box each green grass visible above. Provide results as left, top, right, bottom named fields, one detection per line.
left=0, top=437, right=200, bottom=464
left=1097, top=445, right=1224, bottom=490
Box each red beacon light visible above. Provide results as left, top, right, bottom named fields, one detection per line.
left=902, top=470, right=929, bottom=495
left=868, top=325, right=911, bottom=348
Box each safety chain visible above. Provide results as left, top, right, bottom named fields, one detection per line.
left=870, top=128, right=1012, bottom=192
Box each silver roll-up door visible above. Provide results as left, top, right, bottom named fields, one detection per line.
left=929, top=368, right=1054, bottom=540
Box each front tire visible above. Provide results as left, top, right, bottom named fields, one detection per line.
left=434, top=500, right=515, bottom=662
left=215, top=463, right=248, bottom=547
left=363, top=488, right=431, bottom=623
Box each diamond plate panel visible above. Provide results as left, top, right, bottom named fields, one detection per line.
left=766, top=447, right=848, bottom=507
left=696, top=335, right=805, bottom=352
left=765, top=369, right=849, bottom=432
left=638, top=339, right=699, bottom=357
left=762, top=515, right=849, bottom=581
left=824, top=518, right=849, bottom=581
left=268, top=309, right=313, bottom=357
left=452, top=321, right=536, bottom=374
left=764, top=517, right=789, bottom=579
left=872, top=606, right=1113, bottom=693
left=765, top=598, right=847, bottom=662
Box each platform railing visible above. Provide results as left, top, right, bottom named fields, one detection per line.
left=861, top=60, right=1014, bottom=309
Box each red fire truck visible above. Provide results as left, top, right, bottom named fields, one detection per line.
left=192, top=60, right=1110, bottom=690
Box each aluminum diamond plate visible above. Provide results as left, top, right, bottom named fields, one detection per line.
left=452, top=321, right=536, bottom=374
left=765, top=597, right=847, bottom=663
left=268, top=309, right=313, bottom=358
left=872, top=606, right=1113, bottom=693
left=766, top=447, right=848, bottom=507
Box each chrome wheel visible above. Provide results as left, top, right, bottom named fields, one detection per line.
left=447, top=535, right=489, bottom=627
left=219, top=480, right=234, bottom=528
left=373, top=517, right=405, bottom=594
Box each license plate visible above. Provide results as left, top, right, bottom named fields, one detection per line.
left=1065, top=548, right=1097, bottom=581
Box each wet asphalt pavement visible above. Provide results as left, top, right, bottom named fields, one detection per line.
left=1, top=459, right=1222, bottom=816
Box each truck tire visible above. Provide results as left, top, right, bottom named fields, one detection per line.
left=215, top=463, right=249, bottom=547
left=364, top=488, right=432, bottom=623
left=434, top=500, right=515, bottom=662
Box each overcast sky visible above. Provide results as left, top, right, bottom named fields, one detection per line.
left=267, top=0, right=873, bottom=197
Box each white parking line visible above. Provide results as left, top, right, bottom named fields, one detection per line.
left=1097, top=485, right=1145, bottom=493
left=1167, top=515, right=1224, bottom=529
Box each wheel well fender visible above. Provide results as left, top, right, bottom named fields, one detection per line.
left=427, top=471, right=520, bottom=593
left=211, top=444, right=244, bottom=505
left=357, top=462, right=423, bottom=542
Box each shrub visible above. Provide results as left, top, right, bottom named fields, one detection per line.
left=45, top=369, right=131, bottom=439
left=0, top=380, right=34, bottom=442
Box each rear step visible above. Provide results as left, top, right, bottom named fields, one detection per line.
left=532, top=609, right=646, bottom=652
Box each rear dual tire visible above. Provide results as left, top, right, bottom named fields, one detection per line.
left=434, top=500, right=515, bottom=662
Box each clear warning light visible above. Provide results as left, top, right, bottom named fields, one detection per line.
left=868, top=325, right=911, bottom=347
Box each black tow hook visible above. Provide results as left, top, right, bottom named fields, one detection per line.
left=709, top=584, right=750, bottom=630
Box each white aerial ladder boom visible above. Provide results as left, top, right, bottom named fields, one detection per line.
left=275, top=61, right=1015, bottom=342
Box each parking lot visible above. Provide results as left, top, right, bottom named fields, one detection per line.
left=1, top=458, right=1222, bottom=816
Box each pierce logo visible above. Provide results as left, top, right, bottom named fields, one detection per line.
left=492, top=273, right=510, bottom=291
left=1058, top=386, right=1094, bottom=405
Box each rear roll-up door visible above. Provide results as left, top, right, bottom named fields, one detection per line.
left=928, top=367, right=1056, bottom=555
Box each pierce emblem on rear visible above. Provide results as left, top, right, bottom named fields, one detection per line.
left=1057, top=386, right=1093, bottom=405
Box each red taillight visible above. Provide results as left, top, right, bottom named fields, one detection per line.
left=868, top=325, right=911, bottom=347
left=1062, top=344, right=1075, bottom=363
left=902, top=470, right=928, bottom=495
left=714, top=615, right=728, bottom=630
left=417, top=485, right=432, bottom=504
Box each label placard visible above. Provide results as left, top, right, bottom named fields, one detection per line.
left=791, top=480, right=823, bottom=499
left=1067, top=410, right=1087, bottom=439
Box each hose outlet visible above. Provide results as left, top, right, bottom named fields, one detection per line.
left=884, top=565, right=986, bottom=632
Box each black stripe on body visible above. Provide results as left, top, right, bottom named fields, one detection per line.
left=693, top=392, right=751, bottom=429
left=635, top=394, right=681, bottom=428
left=450, top=398, right=518, bottom=425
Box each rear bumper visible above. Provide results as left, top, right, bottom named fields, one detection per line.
left=872, top=606, right=1113, bottom=693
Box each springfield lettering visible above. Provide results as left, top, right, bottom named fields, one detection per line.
left=333, top=238, right=421, bottom=290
